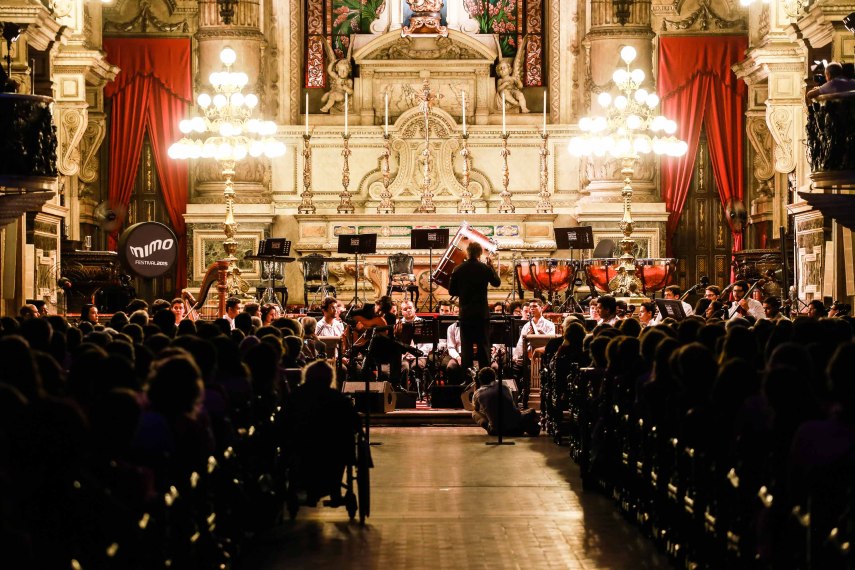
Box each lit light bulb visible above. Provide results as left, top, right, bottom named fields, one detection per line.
left=631, top=69, right=645, bottom=84
left=213, top=94, right=227, bottom=108
left=197, top=93, right=212, bottom=108
left=620, top=45, right=637, bottom=64
left=220, top=47, right=237, bottom=67
left=613, top=69, right=629, bottom=85
left=245, top=94, right=258, bottom=109
left=614, top=96, right=628, bottom=110
left=209, top=72, right=222, bottom=87
left=231, top=93, right=245, bottom=107
left=645, top=93, right=660, bottom=109
left=664, top=120, right=677, bottom=135
left=579, top=117, right=593, bottom=132
left=191, top=117, right=206, bottom=132
left=598, top=92, right=612, bottom=108
left=594, top=116, right=608, bottom=132
left=168, top=143, right=182, bottom=159
left=635, top=89, right=649, bottom=104
left=249, top=141, right=264, bottom=157
left=634, top=136, right=651, bottom=154
left=179, top=120, right=193, bottom=134
left=626, top=114, right=642, bottom=130
left=235, top=73, right=249, bottom=87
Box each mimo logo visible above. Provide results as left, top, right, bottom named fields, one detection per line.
left=130, top=239, right=175, bottom=259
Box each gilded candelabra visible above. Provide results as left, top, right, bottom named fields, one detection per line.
left=298, top=133, right=315, bottom=214
left=569, top=45, right=687, bottom=296
left=497, top=132, right=515, bottom=213
left=458, top=133, right=475, bottom=213
left=377, top=133, right=395, bottom=214
left=169, top=47, right=284, bottom=295
left=337, top=133, right=355, bottom=214
left=536, top=131, right=553, bottom=213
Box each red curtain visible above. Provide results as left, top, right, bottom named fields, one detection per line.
left=659, top=35, right=748, bottom=253
left=104, top=38, right=191, bottom=291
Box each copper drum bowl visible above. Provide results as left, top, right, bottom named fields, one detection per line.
left=732, top=249, right=783, bottom=297
left=515, top=258, right=578, bottom=292
left=584, top=258, right=677, bottom=294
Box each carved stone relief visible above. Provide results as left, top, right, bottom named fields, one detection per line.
left=767, top=105, right=796, bottom=174
left=360, top=108, right=491, bottom=207
left=658, top=0, right=744, bottom=31
left=55, top=105, right=87, bottom=177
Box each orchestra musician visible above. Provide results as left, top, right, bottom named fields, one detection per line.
left=596, top=295, right=619, bottom=326
left=512, top=299, right=556, bottom=407
left=637, top=301, right=655, bottom=327
left=762, top=296, right=789, bottom=322
left=437, top=300, right=453, bottom=316
left=395, top=300, right=431, bottom=388
left=726, top=280, right=764, bottom=321
left=316, top=296, right=345, bottom=337
left=652, top=285, right=693, bottom=324
left=448, top=241, right=501, bottom=371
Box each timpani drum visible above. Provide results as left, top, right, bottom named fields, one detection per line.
left=584, top=257, right=676, bottom=294
left=515, top=258, right=578, bottom=292
left=432, top=222, right=498, bottom=289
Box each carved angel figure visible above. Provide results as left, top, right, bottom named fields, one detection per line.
left=496, top=35, right=529, bottom=113
left=320, top=39, right=354, bottom=114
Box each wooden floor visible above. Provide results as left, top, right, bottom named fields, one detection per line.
left=239, top=427, right=674, bottom=570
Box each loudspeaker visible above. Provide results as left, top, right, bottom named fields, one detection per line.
left=342, top=381, right=396, bottom=413
left=430, top=385, right=465, bottom=409
left=395, top=391, right=418, bottom=409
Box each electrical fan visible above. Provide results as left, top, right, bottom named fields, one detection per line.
left=93, top=200, right=128, bottom=233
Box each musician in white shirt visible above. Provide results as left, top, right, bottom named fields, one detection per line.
left=512, top=300, right=556, bottom=362
left=726, top=280, right=765, bottom=321
left=316, top=296, right=345, bottom=337
left=651, top=285, right=694, bottom=324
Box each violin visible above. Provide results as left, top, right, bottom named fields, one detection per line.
left=725, top=278, right=766, bottom=318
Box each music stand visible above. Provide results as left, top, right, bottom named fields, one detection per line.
left=555, top=227, right=593, bottom=313
left=412, top=228, right=449, bottom=312
left=337, top=234, right=377, bottom=306
left=249, top=239, right=292, bottom=310
left=655, top=298, right=688, bottom=321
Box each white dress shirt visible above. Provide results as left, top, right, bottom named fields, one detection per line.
left=446, top=322, right=462, bottom=361
left=727, top=297, right=765, bottom=321
left=316, top=317, right=345, bottom=337
left=513, top=317, right=556, bottom=360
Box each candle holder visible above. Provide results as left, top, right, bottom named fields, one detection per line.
left=377, top=133, right=395, bottom=214
left=298, top=133, right=316, bottom=214
left=337, top=133, right=355, bottom=214
left=458, top=133, right=475, bottom=214
left=536, top=131, right=553, bottom=214
left=497, top=132, right=515, bottom=214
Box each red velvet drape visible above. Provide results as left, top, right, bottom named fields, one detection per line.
left=659, top=35, right=748, bottom=254
left=104, top=38, right=191, bottom=291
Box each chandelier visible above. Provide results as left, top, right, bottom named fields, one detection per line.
left=569, top=45, right=687, bottom=296
left=169, top=47, right=285, bottom=293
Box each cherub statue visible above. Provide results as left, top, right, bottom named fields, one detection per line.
left=496, top=35, right=529, bottom=114
left=320, top=39, right=354, bottom=114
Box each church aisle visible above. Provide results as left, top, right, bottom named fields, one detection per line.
left=240, top=427, right=674, bottom=570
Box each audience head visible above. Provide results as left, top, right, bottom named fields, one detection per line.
left=301, top=359, right=336, bottom=389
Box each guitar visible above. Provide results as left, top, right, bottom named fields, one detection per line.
left=343, top=313, right=391, bottom=357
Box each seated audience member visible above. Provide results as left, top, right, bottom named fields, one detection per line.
left=807, top=299, right=827, bottom=319
left=223, top=297, right=242, bottom=329
left=170, top=298, right=187, bottom=325
left=80, top=303, right=99, bottom=325
left=806, top=61, right=855, bottom=100
left=260, top=303, right=280, bottom=326
left=280, top=361, right=360, bottom=504
left=472, top=367, right=540, bottom=436
left=762, top=296, right=788, bottom=321
left=19, top=304, right=40, bottom=320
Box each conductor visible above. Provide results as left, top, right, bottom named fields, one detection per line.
left=448, top=241, right=501, bottom=371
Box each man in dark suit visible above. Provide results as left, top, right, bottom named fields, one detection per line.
left=448, top=241, right=501, bottom=371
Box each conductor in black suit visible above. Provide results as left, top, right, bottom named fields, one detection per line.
left=448, top=241, right=501, bottom=371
